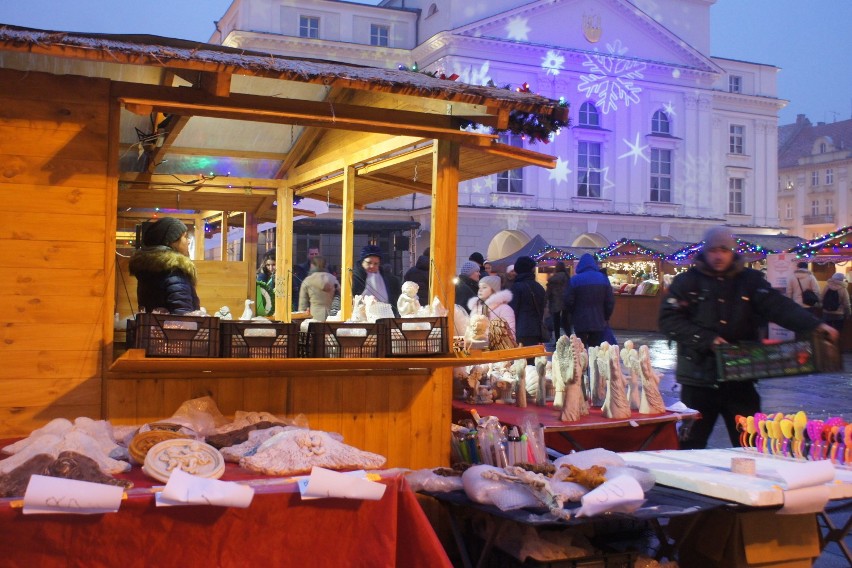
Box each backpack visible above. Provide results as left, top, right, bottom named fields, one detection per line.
left=822, top=288, right=841, bottom=312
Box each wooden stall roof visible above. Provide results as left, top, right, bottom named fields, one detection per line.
left=597, top=239, right=690, bottom=262
left=669, top=233, right=806, bottom=265
left=0, top=24, right=563, bottom=213
left=789, top=226, right=852, bottom=261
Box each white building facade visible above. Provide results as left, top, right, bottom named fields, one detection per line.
left=212, top=0, right=784, bottom=261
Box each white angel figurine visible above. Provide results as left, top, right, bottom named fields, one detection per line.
left=602, top=345, right=631, bottom=419
left=463, top=314, right=489, bottom=352
left=351, top=295, right=367, bottom=322
left=638, top=345, right=666, bottom=414
left=239, top=299, right=254, bottom=320
left=551, top=336, right=568, bottom=408
left=560, top=335, right=589, bottom=422
left=512, top=357, right=528, bottom=408
left=621, top=340, right=642, bottom=411
left=397, top=281, right=421, bottom=317
left=593, top=342, right=611, bottom=407
left=215, top=306, right=233, bottom=320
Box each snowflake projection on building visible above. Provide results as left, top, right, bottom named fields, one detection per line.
left=541, top=50, right=565, bottom=76
left=680, top=152, right=712, bottom=205
left=453, top=60, right=492, bottom=87
left=577, top=39, right=646, bottom=114
left=619, top=132, right=650, bottom=165
left=505, top=16, right=531, bottom=41
left=549, top=157, right=571, bottom=184
left=599, top=166, right=615, bottom=191
left=663, top=101, right=676, bottom=116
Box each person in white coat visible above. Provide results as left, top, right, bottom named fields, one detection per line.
left=298, top=256, right=340, bottom=321
left=468, top=275, right=516, bottom=339
left=786, top=261, right=820, bottom=311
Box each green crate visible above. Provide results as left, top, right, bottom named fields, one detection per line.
left=715, top=339, right=816, bottom=382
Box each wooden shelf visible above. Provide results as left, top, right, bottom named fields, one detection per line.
left=108, top=345, right=549, bottom=377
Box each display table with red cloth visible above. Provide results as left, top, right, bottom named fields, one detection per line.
left=453, top=401, right=693, bottom=455
left=0, top=458, right=451, bottom=568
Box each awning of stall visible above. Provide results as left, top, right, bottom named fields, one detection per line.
left=597, top=239, right=690, bottom=262
left=0, top=24, right=565, bottom=215
left=488, top=234, right=573, bottom=272
left=788, top=226, right=852, bottom=262
left=668, top=233, right=806, bottom=265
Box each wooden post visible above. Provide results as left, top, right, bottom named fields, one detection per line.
left=430, top=140, right=460, bottom=331
left=275, top=182, right=295, bottom=322
left=220, top=211, right=229, bottom=261
left=339, top=165, right=356, bottom=321
left=244, top=212, right=258, bottom=302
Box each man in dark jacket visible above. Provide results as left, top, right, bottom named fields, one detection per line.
left=454, top=260, right=481, bottom=313
left=129, top=217, right=200, bottom=314
left=509, top=256, right=547, bottom=347
left=659, top=226, right=838, bottom=449
left=351, top=244, right=402, bottom=316
left=565, top=253, right=614, bottom=348
left=402, top=247, right=430, bottom=306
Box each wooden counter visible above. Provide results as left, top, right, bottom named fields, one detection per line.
left=105, top=346, right=547, bottom=470
left=609, top=294, right=663, bottom=332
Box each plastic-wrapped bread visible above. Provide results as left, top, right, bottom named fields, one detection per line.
left=240, top=429, right=385, bottom=476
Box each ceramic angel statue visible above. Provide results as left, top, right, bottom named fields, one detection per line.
left=638, top=345, right=666, bottom=414
left=552, top=336, right=569, bottom=409
left=465, top=364, right=489, bottom=404
left=534, top=356, right=548, bottom=406
left=397, top=281, right=421, bottom=317
left=602, top=345, right=631, bottom=419
left=351, top=295, right=367, bottom=322
left=621, top=340, right=642, bottom=411
left=215, top=306, right=233, bottom=320
left=559, top=335, right=589, bottom=422
left=592, top=342, right=611, bottom=407
left=463, top=314, right=489, bottom=352
left=512, top=357, right=527, bottom=408
left=239, top=299, right=254, bottom=320
left=491, top=362, right=517, bottom=404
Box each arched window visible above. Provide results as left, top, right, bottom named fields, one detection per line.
left=651, top=110, right=670, bottom=134
left=578, top=102, right=600, bottom=127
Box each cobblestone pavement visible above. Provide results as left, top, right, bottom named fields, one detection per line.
left=615, top=329, right=852, bottom=567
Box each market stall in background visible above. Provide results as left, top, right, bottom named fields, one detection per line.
left=596, top=239, right=689, bottom=332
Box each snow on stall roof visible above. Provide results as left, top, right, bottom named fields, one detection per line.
left=0, top=24, right=564, bottom=114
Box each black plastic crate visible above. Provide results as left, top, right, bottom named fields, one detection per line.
left=379, top=316, right=448, bottom=357
left=133, top=313, right=219, bottom=358
left=307, top=321, right=384, bottom=358
left=220, top=321, right=298, bottom=358
left=715, top=338, right=816, bottom=382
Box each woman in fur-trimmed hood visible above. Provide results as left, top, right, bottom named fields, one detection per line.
left=469, top=275, right=516, bottom=338
left=129, top=217, right=200, bottom=314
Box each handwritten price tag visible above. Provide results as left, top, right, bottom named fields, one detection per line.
left=22, top=475, right=124, bottom=515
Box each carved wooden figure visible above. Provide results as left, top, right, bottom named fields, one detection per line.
left=512, top=358, right=527, bottom=408
left=638, top=345, right=666, bottom=414
left=602, top=345, right=631, bottom=419
left=592, top=342, right=610, bottom=406
left=621, top=340, right=642, bottom=411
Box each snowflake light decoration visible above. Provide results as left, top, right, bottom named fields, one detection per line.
left=505, top=17, right=531, bottom=41
left=663, top=101, right=676, bottom=116
left=619, top=132, right=650, bottom=165
left=541, top=50, right=565, bottom=76
left=577, top=39, right=646, bottom=114
left=549, top=157, right=571, bottom=184
left=453, top=60, right=492, bottom=86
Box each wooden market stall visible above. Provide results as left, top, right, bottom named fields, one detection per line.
left=668, top=233, right=806, bottom=270
left=596, top=239, right=688, bottom=332
left=0, top=25, right=565, bottom=469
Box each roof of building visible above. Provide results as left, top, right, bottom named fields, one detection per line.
left=778, top=114, right=852, bottom=168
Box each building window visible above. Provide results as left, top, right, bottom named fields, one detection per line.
left=811, top=200, right=819, bottom=216
left=729, top=75, right=742, bottom=93
left=820, top=142, right=827, bottom=153
left=299, top=16, right=319, bottom=39
left=370, top=24, right=389, bottom=47
left=826, top=199, right=834, bottom=215
left=497, top=133, right=524, bottom=193
left=651, top=110, right=670, bottom=134
left=650, top=148, right=672, bottom=202
left=785, top=202, right=793, bottom=219
left=729, top=125, right=744, bottom=154
left=728, top=178, right=744, bottom=214
left=811, top=171, right=819, bottom=186
left=577, top=141, right=602, bottom=197
left=578, top=102, right=600, bottom=127
left=826, top=168, right=834, bottom=184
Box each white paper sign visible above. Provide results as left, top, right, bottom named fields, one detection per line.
left=23, top=475, right=124, bottom=515
left=156, top=467, right=254, bottom=508
left=299, top=467, right=386, bottom=501
left=575, top=475, right=644, bottom=517
left=764, top=459, right=836, bottom=490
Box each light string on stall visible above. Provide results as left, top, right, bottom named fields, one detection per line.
left=790, top=226, right=852, bottom=259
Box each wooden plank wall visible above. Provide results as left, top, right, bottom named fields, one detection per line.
left=115, top=258, right=251, bottom=321
left=0, top=69, right=111, bottom=436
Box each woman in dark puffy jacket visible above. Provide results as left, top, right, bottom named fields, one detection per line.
left=402, top=247, right=430, bottom=306
left=129, top=217, right=200, bottom=314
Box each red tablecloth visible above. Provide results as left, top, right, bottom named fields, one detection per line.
left=453, top=401, right=683, bottom=454
left=0, top=458, right=451, bottom=568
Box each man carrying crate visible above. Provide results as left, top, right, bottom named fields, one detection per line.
left=659, top=226, right=839, bottom=449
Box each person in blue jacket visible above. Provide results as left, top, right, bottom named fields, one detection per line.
left=129, top=217, right=200, bottom=314
left=564, top=253, right=614, bottom=348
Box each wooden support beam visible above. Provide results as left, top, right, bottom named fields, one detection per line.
left=111, top=82, right=496, bottom=146
left=430, top=140, right=460, bottom=334
left=275, top=182, right=295, bottom=322
left=244, top=212, right=258, bottom=303
left=119, top=173, right=279, bottom=191
left=339, top=165, right=356, bottom=321
left=358, top=173, right=432, bottom=196
left=199, top=72, right=232, bottom=98
left=146, top=115, right=190, bottom=173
